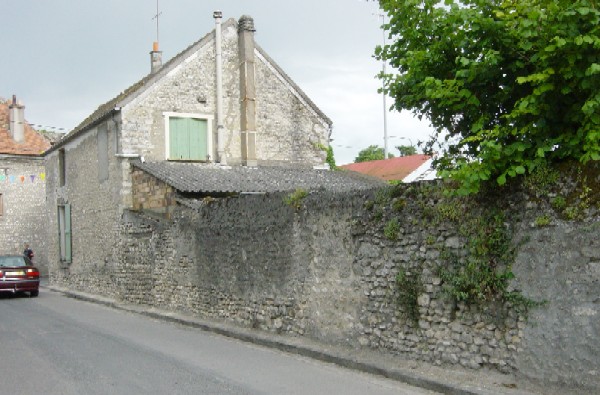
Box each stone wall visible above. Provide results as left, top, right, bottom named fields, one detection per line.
left=131, top=167, right=176, bottom=214
left=45, top=119, right=126, bottom=287
left=0, top=156, right=49, bottom=274
left=51, top=163, right=600, bottom=392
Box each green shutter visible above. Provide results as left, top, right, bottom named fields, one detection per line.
left=169, top=117, right=186, bottom=160
left=169, top=117, right=208, bottom=160
left=188, top=118, right=207, bottom=160
left=65, top=204, right=72, bottom=263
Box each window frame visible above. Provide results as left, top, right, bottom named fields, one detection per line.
left=58, top=148, right=66, bottom=187
left=163, top=112, right=213, bottom=162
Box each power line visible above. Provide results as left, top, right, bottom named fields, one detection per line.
left=15, top=121, right=67, bottom=132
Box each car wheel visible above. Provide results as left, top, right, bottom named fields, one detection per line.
left=30, top=290, right=39, bottom=297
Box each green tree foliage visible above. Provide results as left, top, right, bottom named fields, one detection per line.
left=396, top=144, right=417, bottom=156
left=355, top=145, right=395, bottom=162
left=326, top=145, right=338, bottom=169
left=377, top=0, right=600, bottom=194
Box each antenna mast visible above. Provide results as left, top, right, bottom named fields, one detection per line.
left=152, top=0, right=162, bottom=44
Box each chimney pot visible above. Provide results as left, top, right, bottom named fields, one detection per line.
left=150, top=43, right=163, bottom=74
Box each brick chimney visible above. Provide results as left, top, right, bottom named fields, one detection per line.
left=238, top=15, right=257, bottom=167
left=9, top=95, right=25, bottom=144
left=150, top=41, right=162, bottom=74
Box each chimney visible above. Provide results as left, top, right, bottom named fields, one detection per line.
left=9, top=95, right=26, bottom=144
left=238, top=15, right=257, bottom=167
left=150, top=41, right=162, bottom=73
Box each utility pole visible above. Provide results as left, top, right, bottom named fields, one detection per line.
left=379, top=13, right=389, bottom=159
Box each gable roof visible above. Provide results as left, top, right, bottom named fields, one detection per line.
left=133, top=161, right=384, bottom=194
left=340, top=154, right=433, bottom=181
left=0, top=98, right=51, bottom=156
left=48, top=16, right=331, bottom=154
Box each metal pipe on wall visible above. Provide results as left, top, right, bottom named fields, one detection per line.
left=214, top=10, right=226, bottom=165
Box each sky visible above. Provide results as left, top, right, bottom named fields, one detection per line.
left=1, top=0, right=434, bottom=165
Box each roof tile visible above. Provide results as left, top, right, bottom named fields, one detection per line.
left=0, top=99, right=51, bottom=156
left=340, top=155, right=432, bottom=181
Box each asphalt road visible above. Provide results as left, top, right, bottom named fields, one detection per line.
left=0, top=290, right=438, bottom=395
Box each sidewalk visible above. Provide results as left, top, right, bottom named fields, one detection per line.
left=43, top=283, right=558, bottom=395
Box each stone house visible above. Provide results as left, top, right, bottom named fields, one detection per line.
left=44, top=13, right=344, bottom=285
left=0, top=96, right=52, bottom=274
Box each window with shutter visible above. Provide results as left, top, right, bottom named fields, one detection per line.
left=167, top=116, right=210, bottom=161
left=58, top=204, right=72, bottom=263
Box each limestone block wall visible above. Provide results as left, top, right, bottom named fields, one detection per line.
left=0, top=156, right=49, bottom=274
left=131, top=168, right=176, bottom=213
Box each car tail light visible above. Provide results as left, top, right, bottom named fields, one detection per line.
left=26, top=268, right=39, bottom=278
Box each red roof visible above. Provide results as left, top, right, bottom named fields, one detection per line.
left=0, top=99, right=50, bottom=156
left=340, top=154, right=431, bottom=181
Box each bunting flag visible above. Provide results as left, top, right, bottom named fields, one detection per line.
left=0, top=173, right=46, bottom=184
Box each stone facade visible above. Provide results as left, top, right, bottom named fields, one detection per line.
left=0, top=156, right=49, bottom=274
left=49, top=163, right=600, bottom=392
left=119, top=18, right=330, bottom=168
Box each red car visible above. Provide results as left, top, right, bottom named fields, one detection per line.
left=0, top=255, right=40, bottom=297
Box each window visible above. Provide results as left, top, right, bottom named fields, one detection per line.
left=97, top=124, right=109, bottom=182
left=58, top=204, right=72, bottom=263
left=58, top=149, right=66, bottom=186
left=164, top=113, right=213, bottom=161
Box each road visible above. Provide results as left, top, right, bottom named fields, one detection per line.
left=0, top=290, right=438, bottom=395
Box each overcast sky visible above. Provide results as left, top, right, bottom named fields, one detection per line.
left=1, top=0, right=434, bottom=165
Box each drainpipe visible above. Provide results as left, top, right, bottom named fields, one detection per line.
left=214, top=10, right=226, bottom=165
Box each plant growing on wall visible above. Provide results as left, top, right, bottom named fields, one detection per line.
left=395, top=267, right=422, bottom=323
left=437, top=209, right=536, bottom=312
left=283, top=188, right=308, bottom=210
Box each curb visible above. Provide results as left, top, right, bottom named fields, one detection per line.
left=44, top=285, right=522, bottom=395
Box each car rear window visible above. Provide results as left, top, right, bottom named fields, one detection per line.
left=0, top=256, right=29, bottom=267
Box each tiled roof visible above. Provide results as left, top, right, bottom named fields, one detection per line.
left=133, top=161, right=385, bottom=194
left=49, top=16, right=331, bottom=153
left=0, top=99, right=51, bottom=156
left=340, top=154, right=433, bottom=181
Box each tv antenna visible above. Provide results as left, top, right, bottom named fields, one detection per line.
left=152, top=0, right=162, bottom=44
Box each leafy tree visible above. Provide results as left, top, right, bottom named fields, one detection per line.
left=326, top=145, right=337, bottom=169
left=377, top=0, right=600, bottom=194
left=396, top=144, right=417, bottom=156
left=355, top=145, right=395, bottom=162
